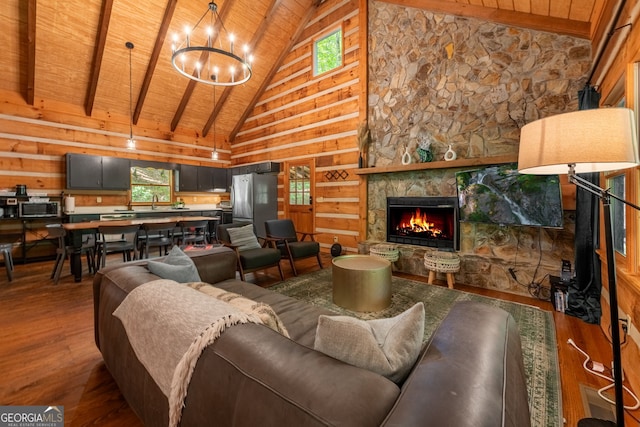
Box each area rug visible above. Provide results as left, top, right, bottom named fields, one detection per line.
left=269, top=267, right=562, bottom=427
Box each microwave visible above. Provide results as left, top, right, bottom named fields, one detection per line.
left=19, top=201, right=60, bottom=218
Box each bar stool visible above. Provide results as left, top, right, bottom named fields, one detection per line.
left=46, top=224, right=95, bottom=284
left=0, top=243, right=14, bottom=282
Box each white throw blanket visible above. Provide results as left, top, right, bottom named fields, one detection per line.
left=113, top=279, right=263, bottom=427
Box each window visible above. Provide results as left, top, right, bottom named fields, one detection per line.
left=130, top=167, right=172, bottom=204
left=609, top=174, right=626, bottom=255
left=289, top=165, right=311, bottom=205
left=313, top=27, right=343, bottom=76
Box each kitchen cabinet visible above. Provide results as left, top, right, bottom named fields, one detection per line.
left=102, top=156, right=131, bottom=189
left=66, top=153, right=130, bottom=190
left=177, top=165, right=198, bottom=191
left=212, top=168, right=227, bottom=191
left=231, top=162, right=280, bottom=175
left=197, top=167, right=215, bottom=192
left=177, top=165, right=200, bottom=192
left=178, top=165, right=228, bottom=192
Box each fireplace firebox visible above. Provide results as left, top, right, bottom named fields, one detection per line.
left=386, top=197, right=459, bottom=250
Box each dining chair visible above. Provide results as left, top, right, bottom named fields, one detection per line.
left=177, top=219, right=209, bottom=247
left=46, top=224, right=95, bottom=284
left=96, top=224, right=140, bottom=268
left=138, top=221, right=176, bottom=258
left=0, top=243, right=14, bottom=282
left=264, top=219, right=322, bottom=276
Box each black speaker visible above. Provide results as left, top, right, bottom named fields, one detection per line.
left=330, top=243, right=342, bottom=257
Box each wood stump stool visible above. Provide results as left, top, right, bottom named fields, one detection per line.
left=424, top=250, right=460, bottom=289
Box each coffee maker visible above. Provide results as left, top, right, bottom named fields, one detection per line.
left=1, top=198, right=18, bottom=218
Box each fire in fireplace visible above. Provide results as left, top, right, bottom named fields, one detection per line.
left=386, top=197, right=459, bottom=250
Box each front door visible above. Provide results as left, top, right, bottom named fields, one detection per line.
left=286, top=160, right=314, bottom=233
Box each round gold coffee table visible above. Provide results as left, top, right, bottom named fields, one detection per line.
left=332, top=255, right=392, bottom=311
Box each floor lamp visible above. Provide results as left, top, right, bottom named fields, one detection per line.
left=518, top=107, right=639, bottom=427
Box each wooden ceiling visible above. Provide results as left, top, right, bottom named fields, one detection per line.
left=0, top=0, right=609, bottom=143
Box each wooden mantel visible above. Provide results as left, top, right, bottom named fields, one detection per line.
left=354, top=154, right=519, bottom=175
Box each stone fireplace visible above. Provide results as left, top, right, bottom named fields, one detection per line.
left=364, top=169, right=575, bottom=297
left=386, top=196, right=459, bottom=250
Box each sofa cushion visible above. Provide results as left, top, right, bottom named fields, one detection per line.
left=314, top=302, right=425, bottom=383
left=227, top=224, right=261, bottom=251
left=147, top=246, right=201, bottom=283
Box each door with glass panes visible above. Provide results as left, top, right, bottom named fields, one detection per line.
left=286, top=161, right=314, bottom=233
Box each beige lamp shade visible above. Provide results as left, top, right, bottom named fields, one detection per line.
left=518, top=108, right=639, bottom=175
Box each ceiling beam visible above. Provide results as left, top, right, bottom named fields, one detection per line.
left=170, top=6, right=229, bottom=132
left=229, top=1, right=322, bottom=141
left=133, top=0, right=178, bottom=125
left=202, top=0, right=285, bottom=137
left=25, top=0, right=36, bottom=105
left=378, top=0, right=591, bottom=38
left=85, top=0, right=114, bottom=117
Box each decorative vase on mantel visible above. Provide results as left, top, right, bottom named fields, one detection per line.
left=416, top=137, right=433, bottom=163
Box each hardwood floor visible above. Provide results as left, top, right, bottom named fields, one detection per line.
left=1, top=253, right=639, bottom=426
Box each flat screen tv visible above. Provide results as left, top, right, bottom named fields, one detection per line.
left=455, top=163, right=564, bottom=228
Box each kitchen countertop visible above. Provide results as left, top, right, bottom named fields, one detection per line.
left=63, top=205, right=225, bottom=215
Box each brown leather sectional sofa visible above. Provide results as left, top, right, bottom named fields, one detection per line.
left=93, top=246, right=531, bottom=426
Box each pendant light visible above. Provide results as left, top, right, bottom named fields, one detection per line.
left=126, top=41, right=136, bottom=150
left=211, top=84, right=219, bottom=160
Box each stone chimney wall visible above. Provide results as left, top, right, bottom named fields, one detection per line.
left=366, top=2, right=590, bottom=297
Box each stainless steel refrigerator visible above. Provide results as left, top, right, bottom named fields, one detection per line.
left=231, top=173, right=278, bottom=237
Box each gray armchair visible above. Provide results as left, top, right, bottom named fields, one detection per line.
left=264, top=219, right=322, bottom=276
left=217, top=222, right=284, bottom=281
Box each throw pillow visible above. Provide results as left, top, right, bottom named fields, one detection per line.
left=187, top=282, right=290, bottom=338
left=314, top=302, right=425, bottom=384
left=226, top=224, right=261, bottom=251
left=147, top=246, right=201, bottom=283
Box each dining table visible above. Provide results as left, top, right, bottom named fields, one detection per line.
left=61, top=215, right=219, bottom=282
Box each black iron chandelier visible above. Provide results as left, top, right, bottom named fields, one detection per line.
left=170, top=1, right=253, bottom=86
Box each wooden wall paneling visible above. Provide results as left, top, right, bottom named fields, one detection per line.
left=228, top=2, right=321, bottom=141
left=0, top=155, right=62, bottom=175
left=231, top=0, right=361, bottom=250
left=235, top=119, right=360, bottom=150
left=315, top=152, right=359, bottom=169
left=315, top=200, right=360, bottom=215
left=298, top=0, right=359, bottom=41
left=232, top=137, right=359, bottom=164
left=315, top=167, right=359, bottom=180
left=357, top=0, right=368, bottom=243
left=242, top=88, right=358, bottom=132
left=0, top=1, right=22, bottom=94
left=316, top=182, right=359, bottom=199
left=34, top=0, right=102, bottom=107
left=379, top=0, right=591, bottom=38
left=251, top=69, right=359, bottom=114
left=237, top=98, right=360, bottom=142
left=0, top=176, right=65, bottom=192
left=587, top=0, right=608, bottom=39
left=26, top=0, right=36, bottom=105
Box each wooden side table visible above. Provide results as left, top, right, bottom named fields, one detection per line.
left=332, top=255, right=392, bottom=311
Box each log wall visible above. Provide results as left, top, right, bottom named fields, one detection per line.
left=0, top=89, right=229, bottom=208
left=232, top=0, right=366, bottom=252
left=590, top=2, right=640, bottom=404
